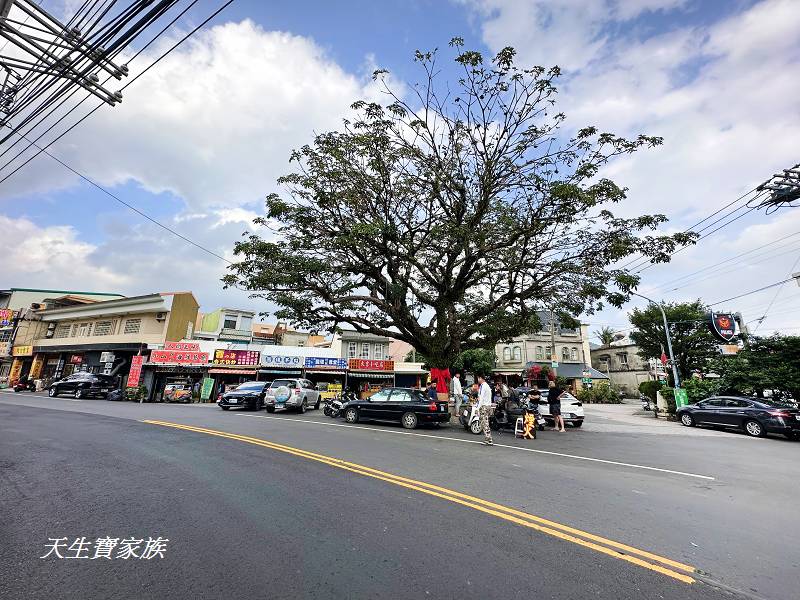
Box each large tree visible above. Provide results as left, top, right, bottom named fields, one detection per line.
left=628, top=300, right=719, bottom=382
left=225, top=40, right=692, bottom=369
left=713, top=334, right=800, bottom=399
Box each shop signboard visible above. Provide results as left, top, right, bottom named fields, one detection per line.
left=674, top=388, right=689, bottom=409
left=127, top=355, right=144, bottom=387
left=305, top=357, right=347, bottom=370
left=164, top=341, right=201, bottom=352
left=150, top=350, right=209, bottom=365
left=29, top=355, right=44, bottom=379
left=262, top=354, right=303, bottom=369
left=212, top=349, right=260, bottom=366
left=0, top=309, right=16, bottom=326
left=0, top=342, right=9, bottom=357
left=10, top=358, right=22, bottom=382
left=12, top=345, right=33, bottom=357
left=709, top=313, right=736, bottom=342
left=100, top=352, right=115, bottom=363
left=70, top=354, right=83, bottom=364
left=200, top=377, right=215, bottom=401
left=348, top=359, right=394, bottom=372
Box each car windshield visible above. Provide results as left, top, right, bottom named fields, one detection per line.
left=235, top=382, right=266, bottom=391
left=270, top=379, right=296, bottom=388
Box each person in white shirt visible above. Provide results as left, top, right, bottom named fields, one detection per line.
left=477, top=374, right=494, bottom=446
left=451, top=372, right=463, bottom=417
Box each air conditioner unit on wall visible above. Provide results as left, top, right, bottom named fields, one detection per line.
left=155, top=313, right=167, bottom=321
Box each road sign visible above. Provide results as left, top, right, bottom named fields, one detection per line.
left=674, top=388, right=689, bottom=409
left=551, top=361, right=559, bottom=368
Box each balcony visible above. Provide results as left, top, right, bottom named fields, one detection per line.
left=219, top=328, right=253, bottom=342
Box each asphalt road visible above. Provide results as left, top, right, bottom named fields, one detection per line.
left=1, top=392, right=798, bottom=600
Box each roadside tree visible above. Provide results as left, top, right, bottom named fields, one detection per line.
left=713, top=335, right=800, bottom=399
left=225, top=40, right=693, bottom=370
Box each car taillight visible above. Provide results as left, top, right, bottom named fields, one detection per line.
left=428, top=402, right=437, bottom=411
left=768, top=410, right=790, bottom=417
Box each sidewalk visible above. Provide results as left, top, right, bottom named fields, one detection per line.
left=581, top=402, right=732, bottom=437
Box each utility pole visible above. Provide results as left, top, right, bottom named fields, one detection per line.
left=630, top=292, right=681, bottom=388
left=550, top=308, right=557, bottom=377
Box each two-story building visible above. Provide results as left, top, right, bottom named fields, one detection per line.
left=494, top=312, right=607, bottom=388
left=590, top=340, right=655, bottom=397
left=18, top=292, right=199, bottom=390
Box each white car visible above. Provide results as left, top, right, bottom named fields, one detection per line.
left=264, top=378, right=320, bottom=413
left=537, top=388, right=585, bottom=428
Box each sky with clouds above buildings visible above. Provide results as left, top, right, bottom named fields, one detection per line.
left=1, top=0, right=798, bottom=340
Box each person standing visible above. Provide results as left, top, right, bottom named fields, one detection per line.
left=548, top=380, right=566, bottom=432
left=427, top=380, right=439, bottom=402
left=477, top=374, right=494, bottom=446
left=451, top=372, right=463, bottom=417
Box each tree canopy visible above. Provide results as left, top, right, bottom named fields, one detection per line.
left=713, top=334, right=800, bottom=399
left=594, top=326, right=617, bottom=347
left=225, top=39, right=692, bottom=368
left=628, top=300, right=719, bottom=382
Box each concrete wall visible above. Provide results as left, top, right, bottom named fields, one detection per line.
left=34, top=313, right=168, bottom=348
left=164, top=293, right=199, bottom=342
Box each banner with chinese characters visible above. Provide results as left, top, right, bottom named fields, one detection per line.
left=200, top=377, right=215, bottom=400
left=304, top=357, right=347, bottom=370
left=261, top=354, right=303, bottom=369
left=127, top=355, right=144, bottom=387
left=12, top=345, right=33, bottom=357
left=212, top=349, right=260, bottom=366
left=348, top=359, right=394, bottom=372
left=164, top=341, right=201, bottom=352
left=29, top=355, right=44, bottom=379
left=149, top=350, right=209, bottom=365
left=0, top=308, right=16, bottom=326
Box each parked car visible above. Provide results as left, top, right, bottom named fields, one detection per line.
left=341, top=387, right=450, bottom=429
left=264, top=378, right=321, bottom=413
left=516, top=387, right=585, bottom=427
left=48, top=372, right=117, bottom=399
left=677, top=396, right=800, bottom=439
left=218, top=381, right=269, bottom=411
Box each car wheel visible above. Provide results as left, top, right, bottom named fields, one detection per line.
left=572, top=420, right=583, bottom=428
left=221, top=406, right=230, bottom=411
left=401, top=412, right=418, bottom=429
left=74, top=388, right=83, bottom=399
left=470, top=420, right=482, bottom=435
left=680, top=413, right=695, bottom=427
left=299, top=399, right=307, bottom=414
left=744, top=419, right=765, bottom=438
left=48, top=387, right=58, bottom=397
left=266, top=406, right=275, bottom=413
left=344, top=407, right=359, bottom=424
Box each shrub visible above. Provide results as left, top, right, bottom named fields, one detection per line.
left=578, top=382, right=621, bottom=404
left=660, top=386, right=676, bottom=415
left=638, top=380, right=664, bottom=402
left=125, top=385, right=147, bottom=401
left=683, top=377, right=722, bottom=403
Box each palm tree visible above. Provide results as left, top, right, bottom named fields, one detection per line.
left=594, top=326, right=616, bottom=347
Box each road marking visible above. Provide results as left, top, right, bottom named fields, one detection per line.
left=0, top=390, right=82, bottom=401
left=237, top=413, right=715, bottom=481
left=142, top=419, right=696, bottom=584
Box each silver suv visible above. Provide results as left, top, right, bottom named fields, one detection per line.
left=264, top=378, right=320, bottom=413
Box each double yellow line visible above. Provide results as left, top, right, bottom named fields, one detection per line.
left=142, top=419, right=696, bottom=584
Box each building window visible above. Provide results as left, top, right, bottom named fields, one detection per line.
left=53, top=323, right=71, bottom=338
left=239, top=315, right=253, bottom=331
left=513, top=346, right=522, bottom=361
left=360, top=342, right=370, bottom=359
left=570, top=347, right=578, bottom=361
left=599, top=355, right=610, bottom=370
left=347, top=342, right=357, bottom=358
left=70, top=323, right=78, bottom=336
left=124, top=319, right=141, bottom=334
left=535, top=346, right=543, bottom=360
left=545, top=346, right=552, bottom=360
left=561, top=347, right=570, bottom=361
left=223, top=314, right=238, bottom=329
left=503, top=347, right=511, bottom=361
left=374, top=344, right=387, bottom=360
left=76, top=322, right=92, bottom=337
left=617, top=353, right=629, bottom=366
left=93, top=320, right=114, bottom=336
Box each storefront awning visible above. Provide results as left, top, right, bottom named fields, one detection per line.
left=208, top=368, right=257, bottom=375
left=258, top=368, right=302, bottom=374
left=348, top=372, right=395, bottom=379
left=305, top=369, right=346, bottom=375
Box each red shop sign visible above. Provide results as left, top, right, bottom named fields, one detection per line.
left=164, top=341, right=201, bottom=352
left=127, top=355, right=144, bottom=387
left=348, top=359, right=394, bottom=372
left=150, top=350, right=209, bottom=365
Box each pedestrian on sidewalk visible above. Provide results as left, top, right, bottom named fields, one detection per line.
left=427, top=380, right=439, bottom=402
left=477, top=374, right=494, bottom=446
left=548, top=380, right=566, bottom=432
left=451, top=372, right=463, bottom=416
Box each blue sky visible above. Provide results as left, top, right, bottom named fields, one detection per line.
left=1, top=0, right=799, bottom=338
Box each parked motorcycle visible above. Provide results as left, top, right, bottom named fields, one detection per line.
left=324, top=391, right=356, bottom=418
left=13, top=379, right=36, bottom=392
left=640, top=394, right=651, bottom=411
left=491, top=395, right=545, bottom=434
left=459, top=400, right=483, bottom=435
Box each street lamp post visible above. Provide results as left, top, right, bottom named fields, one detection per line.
left=630, top=292, right=681, bottom=388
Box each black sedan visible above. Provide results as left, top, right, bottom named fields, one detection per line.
left=342, top=387, right=450, bottom=429
left=677, top=396, right=800, bottom=439
left=48, top=372, right=117, bottom=399
left=218, top=381, right=268, bottom=411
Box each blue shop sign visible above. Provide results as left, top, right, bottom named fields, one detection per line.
left=304, top=357, right=347, bottom=370
left=261, top=354, right=303, bottom=369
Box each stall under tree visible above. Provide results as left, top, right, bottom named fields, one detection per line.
left=225, top=39, right=693, bottom=371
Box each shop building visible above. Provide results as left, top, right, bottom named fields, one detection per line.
left=0, top=288, right=124, bottom=386
left=27, top=292, right=199, bottom=392
left=590, top=340, right=656, bottom=397
left=193, top=308, right=255, bottom=345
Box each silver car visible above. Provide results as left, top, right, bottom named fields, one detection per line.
left=264, top=378, right=321, bottom=413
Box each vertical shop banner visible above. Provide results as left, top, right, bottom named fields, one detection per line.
left=674, top=388, right=689, bottom=409
left=29, top=355, right=44, bottom=379
left=200, top=377, right=215, bottom=401
left=127, top=355, right=144, bottom=387
left=9, top=358, right=23, bottom=383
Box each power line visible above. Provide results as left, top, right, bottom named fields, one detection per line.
left=752, top=250, right=800, bottom=333
left=708, top=277, right=796, bottom=307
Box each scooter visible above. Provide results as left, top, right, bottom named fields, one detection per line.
left=325, top=391, right=356, bottom=418
left=640, top=394, right=651, bottom=411
left=459, top=400, right=483, bottom=435
left=491, top=395, right=546, bottom=434
left=13, top=379, right=36, bottom=392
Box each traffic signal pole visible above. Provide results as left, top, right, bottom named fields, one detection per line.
left=630, top=292, right=681, bottom=388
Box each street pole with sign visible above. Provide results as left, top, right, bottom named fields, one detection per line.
left=630, top=292, right=681, bottom=388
